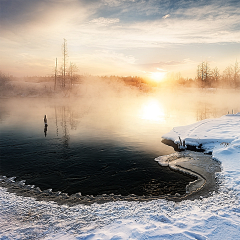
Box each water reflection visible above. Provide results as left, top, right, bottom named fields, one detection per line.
left=54, top=106, right=79, bottom=148
left=196, top=102, right=218, bottom=121
left=1, top=89, right=240, bottom=196
left=139, top=99, right=165, bottom=122
left=43, top=115, right=48, bottom=137
left=44, top=125, right=47, bottom=137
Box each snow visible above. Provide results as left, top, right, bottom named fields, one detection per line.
left=162, top=114, right=240, bottom=151
left=1, top=114, right=240, bottom=239
left=163, top=113, right=240, bottom=195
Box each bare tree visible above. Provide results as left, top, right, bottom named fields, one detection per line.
left=197, top=61, right=212, bottom=87
left=69, top=62, right=78, bottom=88
left=54, top=39, right=80, bottom=91
left=222, top=65, right=233, bottom=87
left=62, top=38, right=68, bottom=88
left=205, top=62, right=211, bottom=85
left=233, top=60, right=239, bottom=88
left=212, top=67, right=220, bottom=87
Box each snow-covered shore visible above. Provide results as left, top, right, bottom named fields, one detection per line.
left=1, top=114, right=240, bottom=239
left=163, top=113, right=240, bottom=195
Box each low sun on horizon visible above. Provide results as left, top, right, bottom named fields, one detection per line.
left=150, top=71, right=166, bottom=82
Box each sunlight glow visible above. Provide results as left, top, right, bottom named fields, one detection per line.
left=140, top=99, right=166, bottom=122
left=150, top=71, right=166, bottom=82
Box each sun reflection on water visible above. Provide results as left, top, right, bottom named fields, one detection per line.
left=139, top=99, right=166, bottom=122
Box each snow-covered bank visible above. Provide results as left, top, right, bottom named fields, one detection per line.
left=163, top=113, right=240, bottom=195
left=1, top=114, right=240, bottom=239
left=162, top=113, right=240, bottom=152
left=0, top=182, right=240, bottom=240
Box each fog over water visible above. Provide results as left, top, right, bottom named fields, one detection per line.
left=1, top=77, right=240, bottom=197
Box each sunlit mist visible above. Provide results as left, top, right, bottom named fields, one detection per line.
left=139, top=99, right=166, bottom=122
left=150, top=71, right=166, bottom=82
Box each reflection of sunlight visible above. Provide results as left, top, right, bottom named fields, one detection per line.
left=140, top=99, right=166, bottom=122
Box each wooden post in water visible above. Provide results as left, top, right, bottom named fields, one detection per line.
left=178, top=136, right=182, bottom=146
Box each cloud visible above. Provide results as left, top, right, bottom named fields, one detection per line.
left=2, top=0, right=240, bottom=47
left=0, top=0, right=91, bottom=31
left=102, top=0, right=136, bottom=7
left=89, top=17, right=120, bottom=26
left=72, top=0, right=240, bottom=51
left=123, top=3, right=240, bottom=46
left=94, top=50, right=136, bottom=64
left=162, top=14, right=170, bottom=19
left=73, top=50, right=138, bottom=76
left=138, top=60, right=195, bottom=72
left=1, top=0, right=240, bottom=77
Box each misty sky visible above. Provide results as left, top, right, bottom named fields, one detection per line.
left=1, top=0, right=240, bottom=78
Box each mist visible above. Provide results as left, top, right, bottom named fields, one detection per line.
left=2, top=73, right=240, bottom=155
left=2, top=72, right=240, bottom=198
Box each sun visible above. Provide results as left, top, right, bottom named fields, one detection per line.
left=150, top=71, right=166, bottom=82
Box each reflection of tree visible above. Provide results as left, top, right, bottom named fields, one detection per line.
left=196, top=102, right=217, bottom=121
left=62, top=106, right=69, bottom=147
left=0, top=103, right=8, bottom=122
left=54, top=106, right=79, bottom=147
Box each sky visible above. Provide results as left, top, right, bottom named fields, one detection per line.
left=1, top=0, right=240, bottom=79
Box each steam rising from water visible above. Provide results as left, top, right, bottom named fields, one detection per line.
left=2, top=76, right=240, bottom=152
left=1, top=76, right=240, bottom=196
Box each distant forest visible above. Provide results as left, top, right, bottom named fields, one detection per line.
left=1, top=60, right=240, bottom=97
left=165, top=60, right=240, bottom=89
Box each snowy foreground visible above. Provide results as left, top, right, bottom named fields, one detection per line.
left=1, top=114, right=240, bottom=239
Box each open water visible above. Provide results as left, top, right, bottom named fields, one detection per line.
left=0, top=88, right=236, bottom=196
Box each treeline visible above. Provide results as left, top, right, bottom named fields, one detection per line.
left=0, top=72, right=14, bottom=95
left=100, top=75, right=152, bottom=92
left=0, top=72, right=56, bottom=97
left=170, top=60, right=240, bottom=88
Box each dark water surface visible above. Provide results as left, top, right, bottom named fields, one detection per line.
left=0, top=89, right=238, bottom=196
